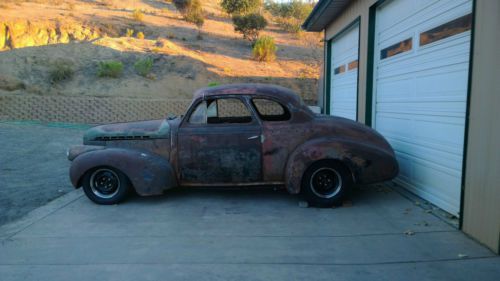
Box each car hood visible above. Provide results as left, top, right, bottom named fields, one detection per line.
left=83, top=119, right=170, bottom=143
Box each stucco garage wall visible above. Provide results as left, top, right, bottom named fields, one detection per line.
left=462, top=0, right=500, bottom=254
left=323, top=0, right=377, bottom=123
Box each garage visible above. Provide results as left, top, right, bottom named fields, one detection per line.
left=372, top=0, right=472, bottom=216
left=327, top=22, right=359, bottom=121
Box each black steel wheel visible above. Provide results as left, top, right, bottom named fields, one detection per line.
left=301, top=160, right=352, bottom=207
left=82, top=167, right=131, bottom=205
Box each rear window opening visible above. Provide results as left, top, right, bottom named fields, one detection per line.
left=251, top=98, right=291, bottom=122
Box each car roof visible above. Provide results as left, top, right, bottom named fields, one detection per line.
left=193, top=83, right=304, bottom=106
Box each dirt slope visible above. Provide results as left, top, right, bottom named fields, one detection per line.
left=0, top=0, right=322, bottom=102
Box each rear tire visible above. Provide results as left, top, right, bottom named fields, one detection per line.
left=82, top=167, right=131, bottom=205
left=300, top=160, right=352, bottom=207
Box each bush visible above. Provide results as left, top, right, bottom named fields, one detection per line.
left=125, top=28, right=134, bottom=37
left=252, top=35, right=277, bottom=62
left=132, top=9, right=144, bottom=22
left=232, top=13, right=267, bottom=42
left=97, top=61, right=123, bottom=78
left=173, top=0, right=190, bottom=13
left=265, top=0, right=313, bottom=33
left=173, top=0, right=205, bottom=31
left=265, top=0, right=313, bottom=20
left=50, top=62, right=74, bottom=83
left=275, top=17, right=302, bottom=33
left=136, top=31, right=145, bottom=39
left=134, top=58, right=153, bottom=77
left=221, top=0, right=261, bottom=15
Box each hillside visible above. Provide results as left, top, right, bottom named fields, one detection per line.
left=0, top=0, right=322, bottom=103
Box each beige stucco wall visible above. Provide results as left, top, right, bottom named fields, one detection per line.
left=462, top=0, right=500, bottom=254
left=321, top=0, right=500, bottom=253
left=323, top=0, right=377, bottom=124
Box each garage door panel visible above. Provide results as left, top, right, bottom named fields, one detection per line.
left=375, top=115, right=465, bottom=157
left=377, top=0, right=470, bottom=42
left=376, top=113, right=465, bottom=146
left=376, top=99, right=465, bottom=115
left=377, top=45, right=470, bottom=80
left=385, top=136, right=464, bottom=171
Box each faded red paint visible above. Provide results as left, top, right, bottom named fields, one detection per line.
left=68, top=83, right=398, bottom=196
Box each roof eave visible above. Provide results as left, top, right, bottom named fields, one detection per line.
left=302, top=0, right=353, bottom=32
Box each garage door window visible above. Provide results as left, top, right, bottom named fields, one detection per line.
left=380, top=38, right=412, bottom=59
left=334, top=65, right=346, bottom=75
left=419, top=13, right=472, bottom=46
left=348, top=60, right=358, bottom=70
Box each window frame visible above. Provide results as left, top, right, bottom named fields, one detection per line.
left=250, top=97, right=292, bottom=123
left=181, top=96, right=258, bottom=127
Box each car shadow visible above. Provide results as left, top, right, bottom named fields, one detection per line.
left=125, top=184, right=375, bottom=208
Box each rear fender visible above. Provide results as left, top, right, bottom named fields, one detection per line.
left=69, top=148, right=177, bottom=196
left=285, top=137, right=398, bottom=194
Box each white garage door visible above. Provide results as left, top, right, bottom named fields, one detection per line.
left=373, top=0, right=472, bottom=216
left=329, top=23, right=359, bottom=120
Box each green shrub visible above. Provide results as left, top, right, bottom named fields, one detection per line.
left=221, top=0, right=261, bottom=15
left=265, top=0, right=313, bottom=20
left=136, top=31, right=145, bottom=39
left=208, top=82, right=219, bottom=87
left=97, top=61, right=123, bottom=78
left=252, top=35, right=277, bottom=62
left=173, top=0, right=205, bottom=34
left=134, top=58, right=153, bottom=77
left=265, top=0, right=313, bottom=33
left=125, top=28, right=134, bottom=37
left=232, top=13, right=267, bottom=42
left=275, top=17, right=302, bottom=33
left=172, top=0, right=189, bottom=12
left=50, top=62, right=74, bottom=83
left=132, top=9, right=144, bottom=22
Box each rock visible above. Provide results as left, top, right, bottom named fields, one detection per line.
left=0, top=75, right=25, bottom=91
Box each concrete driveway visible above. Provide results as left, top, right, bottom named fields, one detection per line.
left=0, top=122, right=499, bottom=281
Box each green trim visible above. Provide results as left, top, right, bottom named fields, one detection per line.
left=324, top=43, right=333, bottom=116
left=364, top=0, right=389, bottom=126
left=325, top=39, right=332, bottom=114
left=459, top=0, right=476, bottom=229
left=364, top=4, right=377, bottom=126
left=325, top=17, right=361, bottom=117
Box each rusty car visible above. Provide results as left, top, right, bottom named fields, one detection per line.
left=67, top=83, right=398, bottom=206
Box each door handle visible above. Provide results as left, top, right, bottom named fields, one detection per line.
left=247, top=135, right=259, bottom=140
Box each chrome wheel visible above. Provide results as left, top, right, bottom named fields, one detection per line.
left=89, top=168, right=121, bottom=199
left=309, top=167, right=342, bottom=199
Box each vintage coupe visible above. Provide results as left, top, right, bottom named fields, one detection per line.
left=68, top=84, right=398, bottom=206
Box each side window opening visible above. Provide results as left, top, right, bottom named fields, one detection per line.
left=189, top=101, right=207, bottom=124
left=251, top=98, right=291, bottom=122
left=189, top=98, right=252, bottom=124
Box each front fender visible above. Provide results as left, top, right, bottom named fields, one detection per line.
left=285, top=137, right=398, bottom=194
left=69, top=147, right=177, bottom=196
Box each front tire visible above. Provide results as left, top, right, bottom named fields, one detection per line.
left=300, top=161, right=352, bottom=207
left=82, top=167, right=131, bottom=205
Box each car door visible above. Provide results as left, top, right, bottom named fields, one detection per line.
left=177, top=96, right=262, bottom=184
